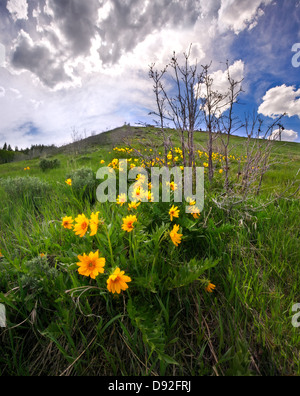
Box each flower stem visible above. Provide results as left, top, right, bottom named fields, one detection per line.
left=104, top=225, right=114, bottom=266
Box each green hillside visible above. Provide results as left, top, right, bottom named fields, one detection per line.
left=0, top=126, right=299, bottom=376
left=1, top=126, right=299, bottom=188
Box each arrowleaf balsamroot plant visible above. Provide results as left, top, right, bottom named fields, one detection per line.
left=60, top=150, right=217, bottom=301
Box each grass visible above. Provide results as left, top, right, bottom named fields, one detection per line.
left=0, top=126, right=299, bottom=376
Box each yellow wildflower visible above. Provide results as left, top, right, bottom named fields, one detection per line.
left=62, top=216, right=74, bottom=230
left=77, top=251, right=105, bottom=280
left=170, top=224, right=183, bottom=247
left=136, top=174, right=147, bottom=185
left=90, top=212, right=100, bottom=236
left=116, top=193, right=127, bottom=206
left=74, top=214, right=89, bottom=238
left=169, top=205, right=180, bottom=222
left=205, top=283, right=216, bottom=293
left=187, top=206, right=201, bottom=219
left=122, top=215, right=137, bottom=233
left=128, top=201, right=141, bottom=211
left=132, top=186, right=145, bottom=202
left=167, top=181, right=178, bottom=191
left=107, top=268, right=132, bottom=294
left=187, top=197, right=196, bottom=206
left=146, top=190, right=154, bottom=202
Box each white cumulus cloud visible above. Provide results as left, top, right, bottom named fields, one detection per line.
left=258, top=85, right=300, bottom=119
left=218, top=0, right=272, bottom=34
left=6, top=0, right=28, bottom=22
left=269, top=129, right=298, bottom=142
left=0, top=0, right=285, bottom=148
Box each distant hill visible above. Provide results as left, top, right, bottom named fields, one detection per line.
left=1, top=124, right=299, bottom=164
left=56, top=125, right=153, bottom=154
left=0, top=126, right=153, bottom=163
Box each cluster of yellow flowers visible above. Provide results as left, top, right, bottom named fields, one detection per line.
left=197, top=150, right=245, bottom=164
left=169, top=201, right=200, bottom=222
left=62, top=212, right=102, bottom=238
left=167, top=201, right=200, bottom=247
left=110, top=147, right=184, bottom=169
left=107, top=158, right=139, bottom=171
left=116, top=193, right=142, bottom=210
left=108, top=146, right=246, bottom=176
left=62, top=213, right=131, bottom=294
left=139, top=148, right=183, bottom=168
left=77, top=251, right=131, bottom=294
left=109, top=146, right=246, bottom=178
left=113, top=147, right=133, bottom=154
left=121, top=210, right=183, bottom=248
left=60, top=143, right=221, bottom=295
left=24, top=167, right=30, bottom=171
left=116, top=174, right=154, bottom=205
left=108, top=158, right=119, bottom=169
left=114, top=172, right=202, bottom=247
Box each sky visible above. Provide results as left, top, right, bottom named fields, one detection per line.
left=0, top=0, right=300, bottom=149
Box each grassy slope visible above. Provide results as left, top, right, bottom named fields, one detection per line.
left=0, top=126, right=299, bottom=376
left=1, top=126, right=299, bottom=189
